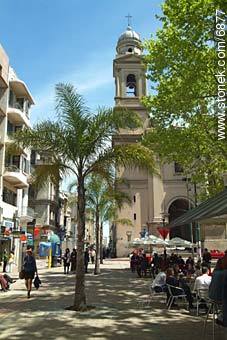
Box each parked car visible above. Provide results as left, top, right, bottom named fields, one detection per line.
left=210, top=249, right=225, bottom=259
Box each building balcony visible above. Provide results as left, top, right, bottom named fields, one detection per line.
left=19, top=206, right=36, bottom=223
left=10, top=79, right=34, bottom=105
left=3, top=165, right=29, bottom=188
left=7, top=105, right=31, bottom=127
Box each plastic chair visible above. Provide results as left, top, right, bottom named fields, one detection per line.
left=203, top=300, right=223, bottom=340
left=137, top=285, right=165, bottom=308
left=166, top=284, right=188, bottom=310
left=195, top=288, right=210, bottom=316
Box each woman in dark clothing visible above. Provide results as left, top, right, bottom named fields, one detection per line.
left=70, top=248, right=77, bottom=273
left=63, top=248, right=71, bottom=274
left=3, top=250, right=8, bottom=273
left=23, top=248, right=37, bottom=298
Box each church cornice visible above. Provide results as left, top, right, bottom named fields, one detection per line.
left=114, top=54, right=144, bottom=63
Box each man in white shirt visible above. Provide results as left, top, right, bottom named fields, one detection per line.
left=194, top=267, right=211, bottom=291
left=151, top=270, right=166, bottom=292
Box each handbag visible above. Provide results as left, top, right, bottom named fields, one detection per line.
left=34, top=275, right=41, bottom=289
left=19, top=269, right=25, bottom=279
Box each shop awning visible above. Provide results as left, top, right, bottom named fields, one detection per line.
left=169, top=188, right=227, bottom=228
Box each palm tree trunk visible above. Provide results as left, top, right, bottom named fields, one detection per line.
left=94, top=208, right=100, bottom=275
left=100, top=222, right=103, bottom=264
left=73, top=173, right=86, bottom=310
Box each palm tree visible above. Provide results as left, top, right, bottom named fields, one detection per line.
left=85, top=174, right=132, bottom=274
left=14, top=83, right=156, bottom=310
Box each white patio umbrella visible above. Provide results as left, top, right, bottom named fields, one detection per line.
left=129, top=235, right=169, bottom=249
left=167, top=237, right=193, bottom=248
left=147, top=235, right=168, bottom=246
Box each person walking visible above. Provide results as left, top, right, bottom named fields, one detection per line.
left=63, top=248, right=71, bottom=274
left=23, top=248, right=37, bottom=298
left=91, top=249, right=95, bottom=264
left=70, top=248, right=77, bottom=273
left=84, top=248, right=89, bottom=273
left=8, top=251, right=15, bottom=273
left=3, top=250, right=8, bottom=273
left=202, top=248, right=211, bottom=265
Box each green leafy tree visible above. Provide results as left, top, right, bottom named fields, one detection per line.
left=142, top=0, right=227, bottom=197
left=14, top=83, right=156, bottom=310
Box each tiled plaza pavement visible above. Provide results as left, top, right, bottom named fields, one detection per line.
left=0, top=259, right=226, bottom=340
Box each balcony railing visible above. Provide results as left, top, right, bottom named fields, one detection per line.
left=8, top=101, right=29, bottom=118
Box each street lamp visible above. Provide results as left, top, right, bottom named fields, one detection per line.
left=161, top=212, right=169, bottom=227
left=182, top=176, right=200, bottom=257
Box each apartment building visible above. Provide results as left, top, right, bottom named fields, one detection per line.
left=0, top=44, right=34, bottom=263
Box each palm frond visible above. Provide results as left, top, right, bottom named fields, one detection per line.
left=112, top=218, right=134, bottom=226
left=91, top=143, right=158, bottom=176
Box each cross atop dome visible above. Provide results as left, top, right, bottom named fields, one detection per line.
left=125, top=13, right=132, bottom=27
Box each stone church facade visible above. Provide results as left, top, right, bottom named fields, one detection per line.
left=110, top=25, right=196, bottom=257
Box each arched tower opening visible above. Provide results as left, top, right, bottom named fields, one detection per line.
left=126, top=74, right=136, bottom=97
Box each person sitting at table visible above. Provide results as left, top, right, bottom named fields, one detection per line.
left=194, top=264, right=202, bottom=277
left=194, top=266, right=211, bottom=291
left=186, top=256, right=194, bottom=268
left=166, top=268, right=194, bottom=309
left=169, top=253, right=178, bottom=266
left=151, top=268, right=167, bottom=293
left=173, top=263, right=182, bottom=278
left=185, top=263, right=195, bottom=277
left=177, top=256, right=185, bottom=270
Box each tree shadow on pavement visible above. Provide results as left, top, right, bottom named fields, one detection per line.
left=0, top=267, right=226, bottom=340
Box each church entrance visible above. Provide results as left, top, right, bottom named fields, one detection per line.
left=168, top=199, right=192, bottom=241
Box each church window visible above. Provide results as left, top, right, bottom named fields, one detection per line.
left=126, top=74, right=136, bottom=97
left=133, top=213, right=136, bottom=220
left=127, top=234, right=132, bottom=242
left=133, top=195, right=136, bottom=203
left=128, top=48, right=133, bottom=53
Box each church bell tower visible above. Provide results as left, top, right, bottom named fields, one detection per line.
left=113, top=23, right=148, bottom=124
left=111, top=21, right=157, bottom=258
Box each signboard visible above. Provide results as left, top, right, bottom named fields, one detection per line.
left=3, top=220, right=14, bottom=228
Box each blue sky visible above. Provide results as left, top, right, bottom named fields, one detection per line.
left=1, top=0, right=163, bottom=124
left=1, top=0, right=163, bottom=238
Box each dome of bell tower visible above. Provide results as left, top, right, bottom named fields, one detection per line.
left=116, top=25, right=142, bottom=55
